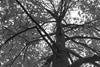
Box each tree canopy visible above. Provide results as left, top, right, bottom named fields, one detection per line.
left=0, top=0, right=100, bottom=67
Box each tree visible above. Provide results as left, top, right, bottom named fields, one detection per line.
left=0, top=0, right=100, bottom=67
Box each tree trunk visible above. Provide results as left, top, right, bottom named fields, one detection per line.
left=52, top=21, right=70, bottom=67
left=52, top=53, right=69, bottom=67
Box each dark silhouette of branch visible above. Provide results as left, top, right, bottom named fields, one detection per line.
left=72, top=40, right=99, bottom=54
left=63, top=24, right=83, bottom=28
left=4, top=39, right=39, bottom=67
left=0, top=26, right=36, bottom=50
left=4, top=26, right=36, bottom=44
left=16, top=0, right=57, bottom=51
left=9, top=46, right=26, bottom=67
left=5, top=45, right=28, bottom=67
left=65, top=48, right=82, bottom=58
left=70, top=55, right=100, bottom=67
left=63, top=17, right=100, bottom=32
left=71, top=36, right=100, bottom=40
left=45, top=8, right=58, bottom=19
left=5, top=26, right=55, bottom=41
left=1, top=27, right=42, bottom=66
left=66, top=38, right=100, bottom=66
left=1, top=26, right=55, bottom=51
left=36, top=27, right=57, bottom=55
left=48, top=0, right=55, bottom=10
left=59, top=0, right=72, bottom=21
left=4, top=27, right=28, bottom=42
left=45, top=0, right=72, bottom=22
left=65, top=35, right=99, bottom=55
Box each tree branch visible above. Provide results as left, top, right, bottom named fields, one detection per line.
left=16, top=0, right=57, bottom=50
left=65, top=48, right=82, bottom=58
left=72, top=39, right=99, bottom=54
left=4, top=40, right=34, bottom=67
left=71, top=36, right=100, bottom=40
left=4, top=26, right=36, bottom=44
left=65, top=35, right=99, bottom=55
left=64, top=17, right=100, bottom=32
left=70, top=55, right=100, bottom=67
left=59, top=0, right=72, bottom=21
left=0, top=26, right=36, bottom=50
left=36, top=27, right=57, bottom=55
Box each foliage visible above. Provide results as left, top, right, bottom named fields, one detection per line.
left=0, top=0, right=100, bottom=67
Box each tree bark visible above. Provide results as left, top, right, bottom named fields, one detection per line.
left=52, top=21, right=70, bottom=67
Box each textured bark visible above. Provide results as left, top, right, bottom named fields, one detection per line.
left=52, top=52, right=69, bottom=67
left=52, top=21, right=70, bottom=67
